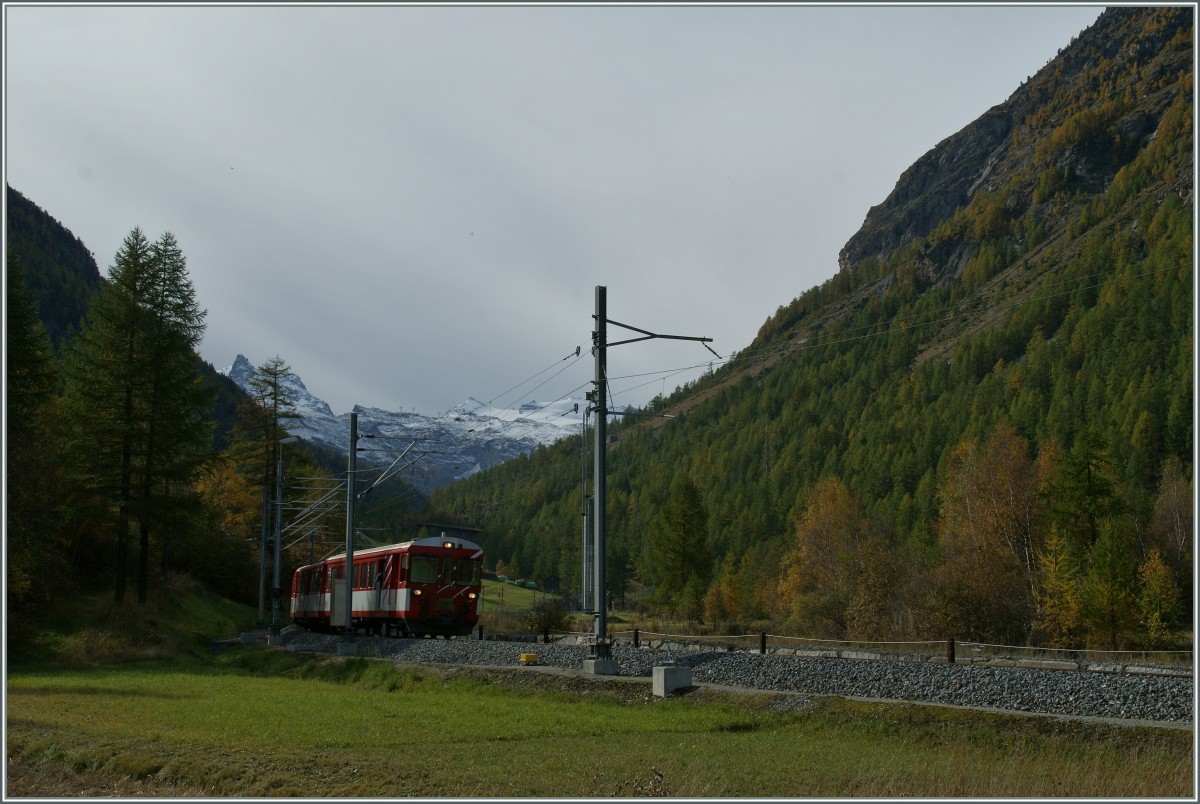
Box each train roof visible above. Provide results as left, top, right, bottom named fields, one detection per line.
left=303, top=535, right=483, bottom=569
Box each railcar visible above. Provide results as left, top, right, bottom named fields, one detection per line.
left=290, top=535, right=483, bottom=637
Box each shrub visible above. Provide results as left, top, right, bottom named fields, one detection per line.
left=520, top=599, right=569, bottom=634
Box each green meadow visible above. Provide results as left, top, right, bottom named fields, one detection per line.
left=6, top=586, right=1191, bottom=797
left=7, top=648, right=1192, bottom=798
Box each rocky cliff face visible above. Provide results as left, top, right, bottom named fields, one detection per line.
left=837, top=6, right=1192, bottom=284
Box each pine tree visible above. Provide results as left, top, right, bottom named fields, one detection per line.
left=62, top=228, right=213, bottom=603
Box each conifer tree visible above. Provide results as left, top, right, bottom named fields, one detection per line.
left=1136, top=548, right=1178, bottom=647
left=230, top=356, right=300, bottom=489
left=1034, top=527, right=1082, bottom=648
left=1042, top=429, right=1123, bottom=552
left=1080, top=521, right=1137, bottom=649
left=647, top=476, right=711, bottom=620
left=62, top=228, right=213, bottom=603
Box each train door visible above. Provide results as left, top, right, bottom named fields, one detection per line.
left=330, top=564, right=346, bottom=628
left=376, top=558, right=390, bottom=611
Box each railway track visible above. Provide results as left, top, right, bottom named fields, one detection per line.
left=273, top=628, right=1193, bottom=726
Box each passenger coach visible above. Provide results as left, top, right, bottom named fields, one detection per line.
left=290, top=535, right=483, bottom=637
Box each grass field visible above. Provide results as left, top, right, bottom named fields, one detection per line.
left=7, top=647, right=1193, bottom=798
left=479, top=578, right=550, bottom=614
left=7, top=585, right=1193, bottom=797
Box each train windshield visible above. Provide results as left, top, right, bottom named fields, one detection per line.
left=455, top=558, right=481, bottom=586
left=410, top=555, right=439, bottom=584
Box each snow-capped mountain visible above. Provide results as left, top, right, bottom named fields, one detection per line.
left=219, top=355, right=583, bottom=491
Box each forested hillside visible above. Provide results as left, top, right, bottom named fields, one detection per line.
left=427, top=7, right=1194, bottom=649
left=6, top=185, right=103, bottom=346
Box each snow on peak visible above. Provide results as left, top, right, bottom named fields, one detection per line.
left=221, top=356, right=583, bottom=490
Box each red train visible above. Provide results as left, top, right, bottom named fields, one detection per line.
left=290, top=535, right=483, bottom=637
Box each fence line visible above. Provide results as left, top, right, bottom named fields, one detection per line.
left=960, top=640, right=1193, bottom=656
left=602, top=629, right=1192, bottom=669
left=615, top=629, right=943, bottom=649
left=472, top=625, right=1193, bottom=672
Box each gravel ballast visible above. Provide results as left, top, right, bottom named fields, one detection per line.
left=274, top=629, right=1193, bottom=724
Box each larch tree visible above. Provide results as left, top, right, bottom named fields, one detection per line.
left=230, top=355, right=300, bottom=498
left=1136, top=548, right=1178, bottom=647
left=1033, top=527, right=1082, bottom=648
left=62, top=228, right=213, bottom=603
left=1042, top=428, right=1123, bottom=552
left=647, top=475, right=712, bottom=621
left=1080, top=520, right=1138, bottom=649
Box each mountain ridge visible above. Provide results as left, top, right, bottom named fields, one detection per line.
left=219, top=354, right=584, bottom=491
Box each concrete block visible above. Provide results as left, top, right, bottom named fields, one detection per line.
left=1016, top=659, right=1077, bottom=671
left=336, top=641, right=358, bottom=656
left=583, top=658, right=619, bottom=675
left=1125, top=665, right=1189, bottom=677
left=267, top=635, right=284, bottom=646
left=653, top=664, right=692, bottom=697
left=797, top=649, right=837, bottom=659
left=239, top=632, right=257, bottom=644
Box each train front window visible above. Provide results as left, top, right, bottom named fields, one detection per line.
left=455, top=558, right=481, bottom=586
left=410, top=555, right=438, bottom=584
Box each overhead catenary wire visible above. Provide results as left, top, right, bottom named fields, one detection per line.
left=480, top=346, right=582, bottom=411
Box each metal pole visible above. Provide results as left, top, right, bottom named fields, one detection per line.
left=583, top=498, right=593, bottom=612
left=270, top=450, right=284, bottom=635
left=593, top=285, right=610, bottom=660
left=257, top=487, right=268, bottom=631
left=581, top=408, right=592, bottom=613
left=343, top=412, right=358, bottom=636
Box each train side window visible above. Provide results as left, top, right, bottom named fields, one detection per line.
left=399, top=554, right=409, bottom=582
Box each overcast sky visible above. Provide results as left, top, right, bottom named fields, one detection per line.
left=5, top=3, right=1104, bottom=416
